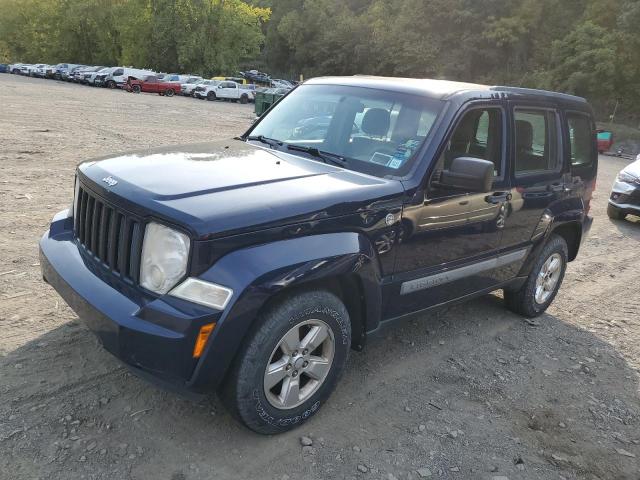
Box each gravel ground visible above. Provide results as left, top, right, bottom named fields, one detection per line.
left=1, top=74, right=639, bottom=480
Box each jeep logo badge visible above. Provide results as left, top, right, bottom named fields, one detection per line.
left=102, top=176, right=118, bottom=187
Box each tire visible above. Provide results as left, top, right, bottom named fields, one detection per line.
left=131, top=85, right=141, bottom=94
left=207, top=91, right=216, bottom=101
left=165, top=89, right=174, bottom=97
left=106, top=80, right=116, bottom=89
left=221, top=290, right=351, bottom=434
left=607, top=203, right=627, bottom=221
left=240, top=94, right=249, bottom=104
left=504, top=234, right=568, bottom=318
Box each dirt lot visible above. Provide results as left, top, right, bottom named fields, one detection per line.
left=1, top=74, right=639, bottom=480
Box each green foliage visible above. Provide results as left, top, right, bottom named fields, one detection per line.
left=0, top=0, right=269, bottom=75
left=252, top=0, right=640, bottom=122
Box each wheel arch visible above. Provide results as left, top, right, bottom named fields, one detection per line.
left=550, top=221, right=582, bottom=262
left=186, top=232, right=382, bottom=392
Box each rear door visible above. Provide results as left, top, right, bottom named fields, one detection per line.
left=499, top=102, right=568, bottom=279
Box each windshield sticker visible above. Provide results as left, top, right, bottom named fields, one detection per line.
left=370, top=152, right=394, bottom=166
left=389, top=140, right=420, bottom=169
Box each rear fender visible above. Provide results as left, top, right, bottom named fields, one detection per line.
left=187, top=232, right=382, bottom=392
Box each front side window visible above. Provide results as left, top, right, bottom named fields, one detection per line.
left=248, top=84, right=444, bottom=177
left=514, top=109, right=559, bottom=175
left=435, top=107, right=503, bottom=178
left=567, top=113, right=595, bottom=166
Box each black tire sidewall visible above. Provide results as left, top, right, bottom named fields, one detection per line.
left=227, top=291, right=351, bottom=434
left=521, top=236, right=568, bottom=316
left=607, top=203, right=626, bottom=220
left=165, top=89, right=174, bottom=97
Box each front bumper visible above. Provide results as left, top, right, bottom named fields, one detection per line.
left=609, top=179, right=640, bottom=213
left=40, top=210, right=224, bottom=394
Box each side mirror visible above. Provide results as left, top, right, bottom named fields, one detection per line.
left=439, top=157, right=493, bottom=193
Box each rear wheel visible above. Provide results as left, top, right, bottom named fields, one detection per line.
left=165, top=88, right=175, bottom=97
left=131, top=84, right=141, bottom=93
left=504, top=235, right=568, bottom=318
left=106, top=80, right=116, bottom=89
left=607, top=203, right=627, bottom=220
left=221, top=290, right=351, bottom=434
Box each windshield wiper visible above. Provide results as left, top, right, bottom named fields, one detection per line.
left=285, top=144, right=347, bottom=167
left=246, top=135, right=283, bottom=149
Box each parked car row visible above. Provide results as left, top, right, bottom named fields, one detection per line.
left=4, top=62, right=292, bottom=105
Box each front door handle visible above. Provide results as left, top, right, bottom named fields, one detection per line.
left=485, top=192, right=512, bottom=204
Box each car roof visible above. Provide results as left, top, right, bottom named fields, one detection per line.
left=305, top=76, right=587, bottom=106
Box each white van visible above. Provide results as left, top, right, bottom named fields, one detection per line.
left=103, top=67, right=156, bottom=88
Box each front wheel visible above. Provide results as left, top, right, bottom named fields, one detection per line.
left=607, top=203, right=627, bottom=221
left=106, top=80, right=116, bottom=89
left=165, top=89, right=174, bottom=97
left=221, top=291, right=351, bottom=434
left=504, top=235, right=568, bottom=318
left=207, top=91, right=216, bottom=101
left=131, top=84, right=141, bottom=93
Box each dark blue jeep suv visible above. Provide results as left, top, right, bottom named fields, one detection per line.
left=40, top=76, right=597, bottom=433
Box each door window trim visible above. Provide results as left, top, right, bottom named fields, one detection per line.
left=512, top=106, right=563, bottom=179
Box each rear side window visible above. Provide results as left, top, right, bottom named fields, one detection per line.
left=566, top=113, right=595, bottom=167
left=514, top=109, right=559, bottom=175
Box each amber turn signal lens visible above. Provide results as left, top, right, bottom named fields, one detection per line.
left=193, top=323, right=215, bottom=358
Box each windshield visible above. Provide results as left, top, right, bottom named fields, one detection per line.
left=248, top=84, right=443, bottom=177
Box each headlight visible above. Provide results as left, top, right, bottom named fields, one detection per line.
left=617, top=171, right=638, bottom=184
left=170, top=278, right=233, bottom=310
left=140, top=222, right=190, bottom=294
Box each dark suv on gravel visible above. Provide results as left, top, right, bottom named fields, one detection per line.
left=40, top=76, right=597, bottom=434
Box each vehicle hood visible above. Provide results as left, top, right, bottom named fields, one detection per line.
left=78, top=140, right=404, bottom=239
left=622, top=159, right=640, bottom=178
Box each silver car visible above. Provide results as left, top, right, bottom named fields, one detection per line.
left=608, top=155, right=640, bottom=220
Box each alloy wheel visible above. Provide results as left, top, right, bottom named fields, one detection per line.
left=263, top=319, right=335, bottom=410
left=535, top=253, right=563, bottom=304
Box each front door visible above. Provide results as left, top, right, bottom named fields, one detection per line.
left=387, top=104, right=509, bottom=318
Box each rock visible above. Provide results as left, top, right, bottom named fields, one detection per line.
left=542, top=369, right=552, bottom=376
left=404, top=406, right=412, bottom=412
left=353, top=446, right=361, bottom=453
left=419, top=424, right=426, bottom=432
left=302, top=446, right=316, bottom=455
left=357, top=464, right=368, bottom=473
left=449, top=430, right=458, bottom=439
left=551, top=453, right=568, bottom=462
left=300, top=436, right=313, bottom=446
left=14, top=363, right=23, bottom=369
left=128, top=454, right=136, bottom=460
left=99, top=397, right=109, bottom=406
left=491, top=477, right=510, bottom=480
left=387, top=474, right=398, bottom=480
left=615, top=448, right=636, bottom=458
left=99, top=449, right=107, bottom=455
left=417, top=467, right=432, bottom=477
left=79, top=455, right=86, bottom=462
left=86, top=442, right=96, bottom=451
left=558, top=422, right=567, bottom=428
left=450, top=466, right=460, bottom=472
left=438, top=341, right=445, bottom=346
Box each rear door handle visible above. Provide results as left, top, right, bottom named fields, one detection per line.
left=485, top=192, right=512, bottom=204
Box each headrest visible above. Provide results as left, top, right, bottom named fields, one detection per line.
left=516, top=120, right=534, bottom=151
left=361, top=108, right=390, bottom=137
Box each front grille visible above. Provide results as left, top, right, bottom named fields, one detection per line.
left=74, top=184, right=144, bottom=284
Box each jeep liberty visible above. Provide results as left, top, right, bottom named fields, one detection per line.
left=40, top=76, right=597, bottom=434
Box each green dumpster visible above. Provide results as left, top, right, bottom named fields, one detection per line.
left=254, top=88, right=289, bottom=116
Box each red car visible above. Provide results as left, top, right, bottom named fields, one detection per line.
left=125, top=75, right=181, bottom=97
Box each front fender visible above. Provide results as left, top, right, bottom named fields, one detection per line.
left=187, top=232, right=382, bottom=392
